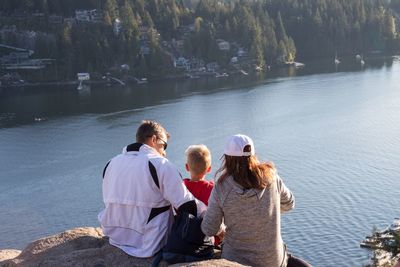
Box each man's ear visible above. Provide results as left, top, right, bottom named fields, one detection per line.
left=185, top=163, right=190, bottom=172
left=151, top=135, right=157, bottom=145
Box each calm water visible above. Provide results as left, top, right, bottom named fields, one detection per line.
left=1, top=58, right=400, bottom=266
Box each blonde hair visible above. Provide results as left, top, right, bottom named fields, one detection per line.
left=185, top=144, right=211, bottom=176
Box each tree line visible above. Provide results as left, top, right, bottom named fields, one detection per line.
left=1, top=0, right=400, bottom=80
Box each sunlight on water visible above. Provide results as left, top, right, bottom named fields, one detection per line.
left=1, top=60, right=400, bottom=266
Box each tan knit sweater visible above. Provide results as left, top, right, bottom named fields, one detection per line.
left=201, top=173, right=295, bottom=267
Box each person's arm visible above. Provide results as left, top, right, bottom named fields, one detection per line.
left=158, top=159, right=206, bottom=216
left=201, top=186, right=224, bottom=236
left=276, top=173, right=295, bottom=212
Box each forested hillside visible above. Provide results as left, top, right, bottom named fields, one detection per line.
left=1, top=0, right=400, bottom=80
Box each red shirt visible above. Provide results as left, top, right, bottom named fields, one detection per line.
left=183, top=179, right=214, bottom=206
left=183, top=178, right=221, bottom=246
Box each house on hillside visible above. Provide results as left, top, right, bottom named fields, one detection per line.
left=217, top=39, right=230, bottom=51
left=113, top=19, right=122, bottom=35
left=189, top=58, right=205, bottom=71
left=172, top=39, right=185, bottom=51
left=75, top=9, right=102, bottom=23
left=206, top=62, right=219, bottom=72
left=174, top=57, right=190, bottom=70
left=13, top=11, right=28, bottom=21
left=140, top=42, right=150, bottom=55
left=49, top=15, right=63, bottom=24
left=89, top=9, right=102, bottom=22
left=32, top=12, right=45, bottom=23
left=75, top=10, right=90, bottom=22
left=237, top=47, right=248, bottom=57
left=64, top=17, right=76, bottom=24
left=177, top=25, right=194, bottom=39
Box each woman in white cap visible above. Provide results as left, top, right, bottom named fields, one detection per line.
left=201, top=134, right=311, bottom=267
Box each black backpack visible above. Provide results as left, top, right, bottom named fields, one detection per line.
left=152, top=212, right=214, bottom=266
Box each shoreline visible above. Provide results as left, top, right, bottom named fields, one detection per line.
left=1, top=54, right=398, bottom=89
left=0, top=69, right=248, bottom=89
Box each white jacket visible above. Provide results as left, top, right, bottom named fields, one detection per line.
left=98, top=143, right=206, bottom=257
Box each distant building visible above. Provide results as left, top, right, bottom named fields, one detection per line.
left=0, top=51, right=29, bottom=64
left=75, top=10, right=90, bottom=22
left=174, top=57, right=190, bottom=70
left=120, top=64, right=130, bottom=71
left=140, top=44, right=150, bottom=55
left=77, top=73, right=90, bottom=81
left=75, top=9, right=102, bottom=22
left=237, top=47, right=248, bottom=57
left=189, top=58, right=205, bottom=71
left=206, top=62, right=219, bottom=72
left=217, top=39, right=230, bottom=51
left=139, top=26, right=149, bottom=34
left=0, top=25, right=17, bottom=39
left=64, top=17, right=76, bottom=24
left=171, top=38, right=185, bottom=52
left=49, top=15, right=63, bottom=24
left=32, top=12, right=45, bottom=23
left=88, top=9, right=102, bottom=22
left=113, top=18, right=122, bottom=35
left=13, top=11, right=28, bottom=21
left=177, top=25, right=194, bottom=38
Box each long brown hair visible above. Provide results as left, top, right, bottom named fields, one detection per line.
left=216, top=148, right=275, bottom=189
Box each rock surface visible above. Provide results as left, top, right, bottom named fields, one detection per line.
left=0, top=227, right=245, bottom=267
left=0, top=251, right=21, bottom=263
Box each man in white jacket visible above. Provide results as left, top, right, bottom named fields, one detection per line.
left=98, top=120, right=206, bottom=257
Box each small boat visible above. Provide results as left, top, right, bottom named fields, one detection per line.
left=334, top=52, right=340, bottom=65
left=77, top=80, right=83, bottom=90
left=360, top=54, right=365, bottom=66
left=135, top=77, right=148, bottom=84
left=215, top=72, right=229, bottom=78
left=294, top=62, right=305, bottom=68
left=102, top=73, right=126, bottom=86
left=284, top=61, right=305, bottom=68
left=255, top=65, right=263, bottom=72
left=239, top=70, right=248, bottom=76
left=335, top=57, right=340, bottom=65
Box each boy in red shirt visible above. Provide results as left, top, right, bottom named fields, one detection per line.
left=183, top=144, right=214, bottom=205
left=183, top=144, right=222, bottom=246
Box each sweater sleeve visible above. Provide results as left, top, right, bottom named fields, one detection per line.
left=276, top=174, right=295, bottom=212
left=201, top=185, right=224, bottom=236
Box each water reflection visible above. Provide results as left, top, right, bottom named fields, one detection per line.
left=0, top=56, right=395, bottom=129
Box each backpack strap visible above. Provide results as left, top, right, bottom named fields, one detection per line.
left=151, top=249, right=163, bottom=267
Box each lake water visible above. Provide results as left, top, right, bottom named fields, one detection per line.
left=1, top=57, right=399, bottom=266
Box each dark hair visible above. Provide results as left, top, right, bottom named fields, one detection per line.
left=215, top=146, right=275, bottom=189
left=136, top=120, right=170, bottom=143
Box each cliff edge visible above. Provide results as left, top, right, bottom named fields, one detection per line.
left=0, top=227, right=245, bottom=267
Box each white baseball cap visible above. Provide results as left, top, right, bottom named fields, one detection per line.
left=224, top=134, right=255, bottom=157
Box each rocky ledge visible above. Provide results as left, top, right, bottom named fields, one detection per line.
left=0, top=227, right=245, bottom=267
